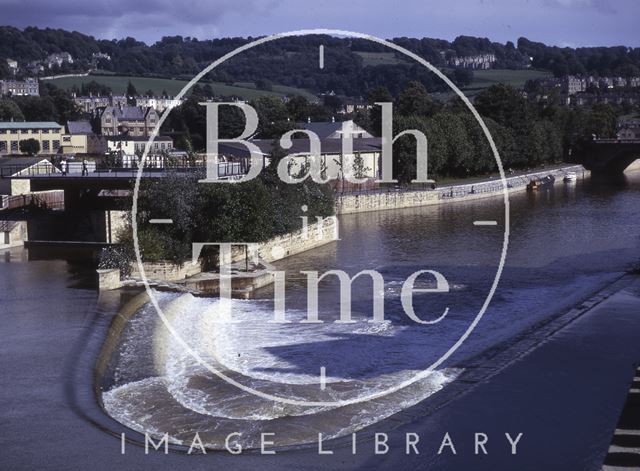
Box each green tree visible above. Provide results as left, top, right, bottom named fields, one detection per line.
left=126, top=80, right=138, bottom=104
left=251, top=95, right=294, bottom=139
left=0, top=98, right=25, bottom=121
left=367, top=86, right=393, bottom=136
left=474, top=84, right=530, bottom=132
left=19, top=138, right=40, bottom=156
left=285, top=95, right=310, bottom=122
left=396, top=81, right=438, bottom=117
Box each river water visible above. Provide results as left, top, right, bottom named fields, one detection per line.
left=94, top=169, right=640, bottom=450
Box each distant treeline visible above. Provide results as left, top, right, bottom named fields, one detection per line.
left=1, top=27, right=640, bottom=95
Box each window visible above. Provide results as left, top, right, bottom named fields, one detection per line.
left=52, top=140, right=60, bottom=150
left=0, top=142, right=6, bottom=153
left=42, top=129, right=49, bottom=134
left=10, top=141, right=18, bottom=152
left=63, top=136, right=71, bottom=143
left=0, top=130, right=5, bottom=134
left=42, top=140, right=50, bottom=151
left=10, top=130, right=17, bottom=134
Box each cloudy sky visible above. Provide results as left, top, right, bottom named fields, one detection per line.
left=1, top=0, right=638, bottom=47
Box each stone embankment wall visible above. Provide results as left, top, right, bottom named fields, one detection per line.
left=99, top=217, right=339, bottom=289
left=252, top=216, right=338, bottom=263
left=0, top=221, right=28, bottom=250
left=336, top=165, right=588, bottom=215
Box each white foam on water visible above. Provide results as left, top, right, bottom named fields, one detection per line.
left=102, top=291, right=462, bottom=447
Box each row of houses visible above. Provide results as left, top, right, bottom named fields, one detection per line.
left=444, top=53, right=497, bottom=70
left=616, top=119, right=640, bottom=140
left=0, top=78, right=39, bottom=96
left=539, top=75, right=640, bottom=96
left=73, top=94, right=185, bottom=114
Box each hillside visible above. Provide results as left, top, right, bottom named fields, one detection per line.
left=42, top=74, right=317, bottom=101
left=1, top=26, right=639, bottom=98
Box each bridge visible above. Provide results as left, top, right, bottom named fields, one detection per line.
left=0, top=161, right=248, bottom=210
left=579, top=139, right=640, bottom=174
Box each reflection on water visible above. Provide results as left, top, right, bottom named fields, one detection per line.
left=100, top=171, right=640, bottom=449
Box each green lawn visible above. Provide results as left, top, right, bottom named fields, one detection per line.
left=43, top=74, right=316, bottom=101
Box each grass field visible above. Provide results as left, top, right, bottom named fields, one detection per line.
left=464, top=68, right=552, bottom=90
left=43, top=74, right=316, bottom=101
left=44, top=69, right=550, bottom=103
left=354, top=51, right=407, bottom=67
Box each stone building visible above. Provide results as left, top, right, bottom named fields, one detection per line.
left=74, top=94, right=127, bottom=114
left=65, top=121, right=105, bottom=154
left=98, top=105, right=159, bottom=137
left=0, top=78, right=39, bottom=96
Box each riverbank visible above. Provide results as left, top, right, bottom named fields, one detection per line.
left=336, top=163, right=587, bottom=214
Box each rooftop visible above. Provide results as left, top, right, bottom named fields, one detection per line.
left=218, top=137, right=382, bottom=158
left=66, top=121, right=93, bottom=135
left=105, top=134, right=173, bottom=142
left=102, top=106, right=152, bottom=120
left=0, top=122, right=63, bottom=130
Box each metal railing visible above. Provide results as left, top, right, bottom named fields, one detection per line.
left=0, top=191, right=65, bottom=210
left=0, top=160, right=249, bottom=179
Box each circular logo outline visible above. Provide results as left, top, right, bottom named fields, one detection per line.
left=132, top=28, right=511, bottom=407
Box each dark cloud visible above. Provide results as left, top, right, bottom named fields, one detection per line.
left=1, top=0, right=638, bottom=46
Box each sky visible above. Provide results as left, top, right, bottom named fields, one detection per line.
left=1, top=0, right=639, bottom=47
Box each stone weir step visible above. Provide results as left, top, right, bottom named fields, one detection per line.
left=121, top=261, right=275, bottom=299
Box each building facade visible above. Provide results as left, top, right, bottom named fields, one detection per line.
left=106, top=134, right=174, bottom=155
left=74, top=95, right=127, bottom=114
left=135, top=96, right=185, bottom=113
left=446, top=54, right=496, bottom=69
left=0, top=78, right=39, bottom=96
left=0, top=122, right=65, bottom=155
left=64, top=121, right=105, bottom=154
left=98, top=106, right=159, bottom=137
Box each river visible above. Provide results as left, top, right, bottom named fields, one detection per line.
left=1, top=168, right=639, bottom=469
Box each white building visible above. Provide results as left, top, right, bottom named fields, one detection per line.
left=135, top=96, right=185, bottom=113
left=45, top=52, right=73, bottom=69
left=106, top=134, right=174, bottom=156
left=6, top=59, right=18, bottom=74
